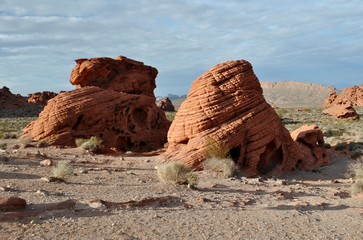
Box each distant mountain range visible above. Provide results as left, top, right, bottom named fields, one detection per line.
left=161, top=81, right=336, bottom=109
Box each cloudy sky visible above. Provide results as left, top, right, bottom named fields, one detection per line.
left=1, top=0, right=362, bottom=96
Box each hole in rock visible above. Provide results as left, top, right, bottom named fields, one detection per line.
left=229, top=146, right=241, bottom=163
left=116, top=137, right=130, bottom=152
left=72, top=115, right=84, bottom=130
left=257, top=141, right=283, bottom=175
left=132, top=108, right=147, bottom=126
left=179, top=139, right=189, bottom=144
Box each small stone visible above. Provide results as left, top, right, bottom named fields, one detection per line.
left=144, top=159, right=150, bottom=163
left=0, top=196, right=27, bottom=211
left=88, top=200, right=107, bottom=209
left=40, top=159, right=53, bottom=166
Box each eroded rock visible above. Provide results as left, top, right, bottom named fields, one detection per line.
left=322, top=104, right=359, bottom=120
left=27, top=91, right=58, bottom=105
left=290, top=125, right=331, bottom=170
left=157, top=97, right=175, bottom=112
left=70, top=56, right=157, bottom=96
left=0, top=196, right=26, bottom=211
left=324, top=85, right=363, bottom=107
left=163, top=59, right=305, bottom=177
left=22, top=56, right=170, bottom=152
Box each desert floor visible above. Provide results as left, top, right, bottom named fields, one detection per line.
left=1, top=138, right=363, bottom=240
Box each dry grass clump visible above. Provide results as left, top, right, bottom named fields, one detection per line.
left=203, top=138, right=230, bottom=159
left=202, top=157, right=236, bottom=177
left=53, top=161, right=74, bottom=181
left=76, top=136, right=102, bottom=153
left=202, top=138, right=236, bottom=177
left=36, top=140, right=49, bottom=148
left=346, top=157, right=363, bottom=195
left=156, top=162, right=198, bottom=188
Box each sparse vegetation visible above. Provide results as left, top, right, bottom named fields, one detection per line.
left=203, top=138, right=230, bottom=159
left=36, top=140, right=49, bottom=148
left=0, top=143, right=7, bottom=150
left=76, top=136, right=103, bottom=153
left=53, top=160, right=74, bottom=181
left=0, top=117, right=34, bottom=139
left=202, top=157, right=236, bottom=177
left=346, top=157, right=363, bottom=195
left=156, top=162, right=198, bottom=187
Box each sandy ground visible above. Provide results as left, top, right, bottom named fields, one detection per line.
left=1, top=140, right=363, bottom=240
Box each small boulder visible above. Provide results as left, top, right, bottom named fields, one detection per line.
left=322, top=104, right=359, bottom=120
left=0, top=196, right=26, bottom=211
left=291, top=125, right=331, bottom=170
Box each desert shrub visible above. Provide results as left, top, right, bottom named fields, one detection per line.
left=164, top=112, right=176, bottom=122
left=53, top=161, right=74, bottom=181
left=203, top=138, right=230, bottom=159
left=156, top=162, right=198, bottom=187
left=202, top=157, right=236, bottom=178
left=36, top=140, right=49, bottom=148
left=76, top=136, right=102, bottom=153
left=19, top=137, right=34, bottom=148
left=0, top=143, right=7, bottom=150
left=346, top=158, right=363, bottom=195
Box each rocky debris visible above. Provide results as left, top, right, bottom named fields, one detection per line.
left=324, top=85, right=363, bottom=107
left=22, top=56, right=170, bottom=152
left=290, top=125, right=331, bottom=170
left=27, top=91, right=58, bottom=105
left=70, top=56, right=157, bottom=97
left=0, top=196, right=26, bottom=211
left=40, top=159, right=53, bottom=166
left=156, top=97, right=175, bottom=112
left=0, top=199, right=76, bottom=220
left=0, top=86, right=43, bottom=117
left=163, top=59, right=309, bottom=177
left=322, top=104, right=360, bottom=120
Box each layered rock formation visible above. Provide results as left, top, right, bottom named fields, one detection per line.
left=324, top=85, right=363, bottom=107
left=70, top=56, right=157, bottom=96
left=23, top=56, right=170, bottom=152
left=27, top=91, right=58, bottom=105
left=157, top=97, right=175, bottom=112
left=163, top=60, right=318, bottom=177
left=291, top=125, right=330, bottom=170
left=322, top=104, right=359, bottom=121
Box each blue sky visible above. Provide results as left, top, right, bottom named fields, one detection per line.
left=0, top=0, right=362, bottom=96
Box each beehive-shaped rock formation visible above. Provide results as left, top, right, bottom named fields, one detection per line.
left=23, top=56, right=170, bottom=152
left=163, top=60, right=305, bottom=177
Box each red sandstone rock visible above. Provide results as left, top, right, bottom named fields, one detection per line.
left=324, top=85, right=363, bottom=107
left=0, top=196, right=26, bottom=211
left=70, top=56, right=157, bottom=97
left=163, top=60, right=307, bottom=177
left=27, top=91, right=58, bottom=105
left=322, top=104, right=359, bottom=120
left=23, top=86, right=170, bottom=151
left=290, top=125, right=331, bottom=170
left=157, top=97, right=175, bottom=112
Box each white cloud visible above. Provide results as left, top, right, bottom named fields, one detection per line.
left=0, top=0, right=362, bottom=96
